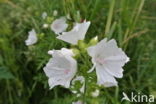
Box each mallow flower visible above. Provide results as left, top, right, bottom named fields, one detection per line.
left=43, top=48, right=77, bottom=89
left=87, top=38, right=129, bottom=87
left=25, top=29, right=38, bottom=46
left=57, top=21, right=91, bottom=45
left=51, top=17, right=68, bottom=35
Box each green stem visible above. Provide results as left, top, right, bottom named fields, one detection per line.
left=54, top=87, right=58, bottom=99
left=89, top=0, right=100, bottom=20
left=83, top=76, right=87, bottom=103
left=123, top=0, right=145, bottom=49
left=125, top=0, right=145, bottom=39
left=130, top=0, right=145, bottom=33
left=105, top=0, right=115, bottom=36
left=7, top=80, right=13, bottom=104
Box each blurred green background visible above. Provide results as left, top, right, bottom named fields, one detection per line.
left=0, top=0, right=156, bottom=104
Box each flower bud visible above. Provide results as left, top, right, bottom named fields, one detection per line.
left=78, top=40, right=87, bottom=50
left=88, top=36, right=98, bottom=46
left=47, top=17, right=53, bottom=24
left=91, top=89, right=100, bottom=97
left=38, top=33, right=45, bottom=39
left=53, top=10, right=58, bottom=16
left=43, top=24, right=49, bottom=28
left=71, top=48, right=80, bottom=58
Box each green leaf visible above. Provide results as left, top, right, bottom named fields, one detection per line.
left=0, top=67, right=14, bottom=79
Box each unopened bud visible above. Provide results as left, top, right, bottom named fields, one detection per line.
left=89, top=36, right=98, bottom=46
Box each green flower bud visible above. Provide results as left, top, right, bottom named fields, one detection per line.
left=90, top=99, right=99, bottom=104
left=78, top=40, right=87, bottom=50
left=72, top=48, right=80, bottom=58
left=47, top=17, right=54, bottom=24
left=35, top=11, right=40, bottom=16
left=88, top=36, right=98, bottom=46
left=38, top=33, right=45, bottom=39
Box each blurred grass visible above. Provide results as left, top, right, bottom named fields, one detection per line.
left=0, top=0, right=156, bottom=104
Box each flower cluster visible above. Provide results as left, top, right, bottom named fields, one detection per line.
left=25, top=12, right=129, bottom=103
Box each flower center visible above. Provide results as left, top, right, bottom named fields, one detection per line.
left=54, top=24, right=60, bottom=29
left=95, top=58, right=105, bottom=65
left=64, top=69, right=70, bottom=74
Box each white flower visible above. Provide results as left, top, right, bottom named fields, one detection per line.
left=87, top=38, right=129, bottom=87
left=42, top=12, right=47, bottom=19
left=53, top=10, right=58, bottom=16
left=72, top=76, right=85, bottom=93
left=72, top=101, right=84, bottom=104
left=43, top=48, right=77, bottom=89
left=91, top=89, right=100, bottom=97
left=57, top=21, right=91, bottom=45
left=25, top=29, right=38, bottom=46
left=51, top=17, right=68, bottom=34
left=48, top=48, right=74, bottom=56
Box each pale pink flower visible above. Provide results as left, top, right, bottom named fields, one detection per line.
left=87, top=38, right=129, bottom=87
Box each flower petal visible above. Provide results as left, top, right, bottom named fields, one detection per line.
left=104, top=64, right=123, bottom=78
left=57, top=21, right=90, bottom=45
left=48, top=48, right=74, bottom=57
left=96, top=65, right=118, bottom=87
left=51, top=17, right=68, bottom=34
left=25, top=29, right=37, bottom=46
left=43, top=48, right=77, bottom=89
left=87, top=46, right=96, bottom=57
left=48, top=77, right=70, bottom=89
